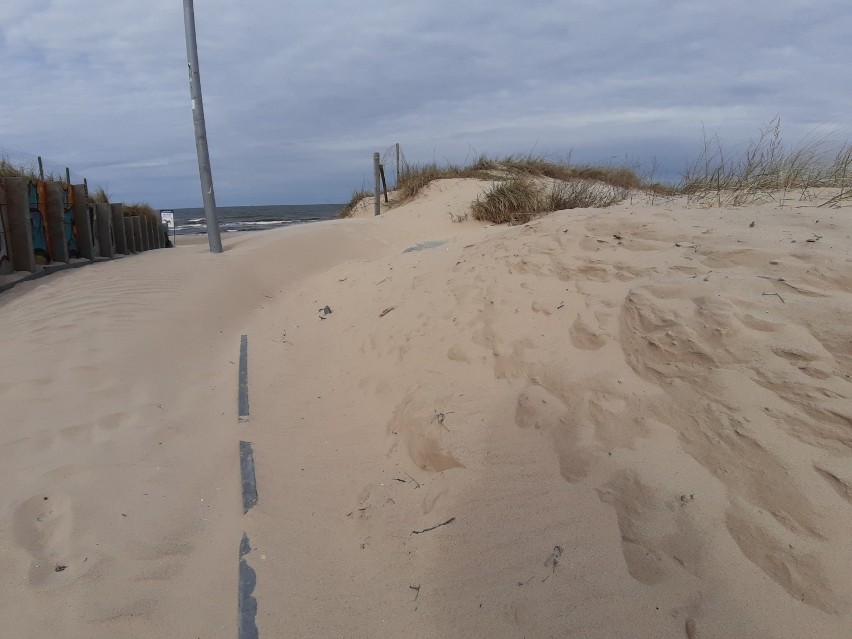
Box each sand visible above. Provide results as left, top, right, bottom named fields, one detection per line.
left=1, top=180, right=850, bottom=638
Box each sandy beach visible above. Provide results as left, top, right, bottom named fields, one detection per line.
left=1, top=179, right=850, bottom=637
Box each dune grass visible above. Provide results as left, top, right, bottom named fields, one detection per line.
left=90, top=186, right=111, bottom=204
left=0, top=157, right=122, bottom=207
left=124, top=202, right=157, bottom=217
left=393, top=154, right=639, bottom=224
left=680, top=116, right=852, bottom=206
left=337, top=188, right=374, bottom=218
left=0, top=156, right=62, bottom=181
left=0, top=157, right=35, bottom=179
left=337, top=153, right=641, bottom=222
left=395, top=158, right=495, bottom=200
left=345, top=118, right=852, bottom=222
left=0, top=156, right=165, bottom=211
left=470, top=176, right=627, bottom=224
left=394, top=153, right=648, bottom=203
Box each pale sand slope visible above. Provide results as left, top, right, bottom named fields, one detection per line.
left=0, top=220, right=389, bottom=637
left=1, top=179, right=851, bottom=637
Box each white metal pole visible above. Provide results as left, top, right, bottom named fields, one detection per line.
left=183, top=0, right=222, bottom=253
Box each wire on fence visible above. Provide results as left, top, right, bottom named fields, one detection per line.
left=381, top=143, right=410, bottom=189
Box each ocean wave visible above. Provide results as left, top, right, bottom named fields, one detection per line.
left=174, top=219, right=312, bottom=235
left=169, top=203, right=342, bottom=235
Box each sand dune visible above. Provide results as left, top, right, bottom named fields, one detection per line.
left=1, top=180, right=850, bottom=637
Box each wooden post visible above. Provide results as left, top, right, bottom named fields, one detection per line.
left=379, top=164, right=389, bottom=203
left=38, top=156, right=44, bottom=180
left=94, top=203, right=114, bottom=258
left=395, top=143, right=400, bottom=187
left=0, top=185, right=9, bottom=276
left=71, top=185, right=94, bottom=260
left=44, top=182, right=70, bottom=264
left=111, top=203, right=128, bottom=254
left=150, top=216, right=161, bottom=249
left=140, top=216, right=150, bottom=251
left=1, top=178, right=36, bottom=272
left=373, top=152, right=381, bottom=216
left=124, top=219, right=135, bottom=254
left=131, top=216, right=144, bottom=252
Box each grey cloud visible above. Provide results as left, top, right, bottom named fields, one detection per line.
left=2, top=0, right=851, bottom=207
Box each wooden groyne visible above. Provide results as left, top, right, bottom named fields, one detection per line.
left=0, top=177, right=170, bottom=294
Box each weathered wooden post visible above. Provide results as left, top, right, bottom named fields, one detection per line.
left=139, top=216, right=151, bottom=251
left=148, top=216, right=156, bottom=249
left=0, top=182, right=8, bottom=274
left=395, top=143, right=400, bottom=187
left=111, top=203, right=128, bottom=254
left=379, top=164, right=389, bottom=203
left=373, top=152, right=381, bottom=216
left=124, top=220, right=135, bottom=254
left=44, top=182, right=70, bottom=263
left=95, top=203, right=114, bottom=258
left=1, top=178, right=36, bottom=272
left=151, top=217, right=160, bottom=248
left=70, top=185, right=94, bottom=260
left=129, top=216, right=142, bottom=253
left=151, top=215, right=166, bottom=248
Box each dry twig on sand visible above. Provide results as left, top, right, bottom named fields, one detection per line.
left=412, top=517, right=455, bottom=534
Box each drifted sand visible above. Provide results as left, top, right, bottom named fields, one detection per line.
left=1, top=180, right=851, bottom=638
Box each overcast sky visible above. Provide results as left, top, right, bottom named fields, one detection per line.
left=2, top=0, right=850, bottom=208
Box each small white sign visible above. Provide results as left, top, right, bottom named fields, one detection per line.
left=160, top=210, right=175, bottom=228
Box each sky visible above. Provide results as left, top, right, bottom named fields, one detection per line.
left=1, top=0, right=850, bottom=208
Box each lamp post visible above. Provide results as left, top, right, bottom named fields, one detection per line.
left=183, top=0, right=222, bottom=253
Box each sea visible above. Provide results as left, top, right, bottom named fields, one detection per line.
left=168, top=204, right=344, bottom=236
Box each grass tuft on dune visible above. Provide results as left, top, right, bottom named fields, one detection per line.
left=680, top=116, right=852, bottom=206
left=0, top=156, right=163, bottom=210
left=123, top=202, right=157, bottom=217
left=470, top=176, right=627, bottom=224
left=345, top=117, right=852, bottom=221
left=337, top=188, right=373, bottom=218
left=395, top=153, right=645, bottom=204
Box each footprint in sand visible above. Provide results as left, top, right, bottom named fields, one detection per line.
left=12, top=494, right=77, bottom=586
left=596, top=471, right=668, bottom=585
left=386, top=393, right=465, bottom=472
left=597, top=470, right=706, bottom=586
left=513, top=384, right=595, bottom=482
left=446, top=344, right=470, bottom=363
left=569, top=315, right=607, bottom=350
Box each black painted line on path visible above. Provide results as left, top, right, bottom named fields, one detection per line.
left=238, top=335, right=249, bottom=422
left=237, top=335, right=259, bottom=636
left=240, top=440, right=258, bottom=514
left=238, top=533, right=259, bottom=639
